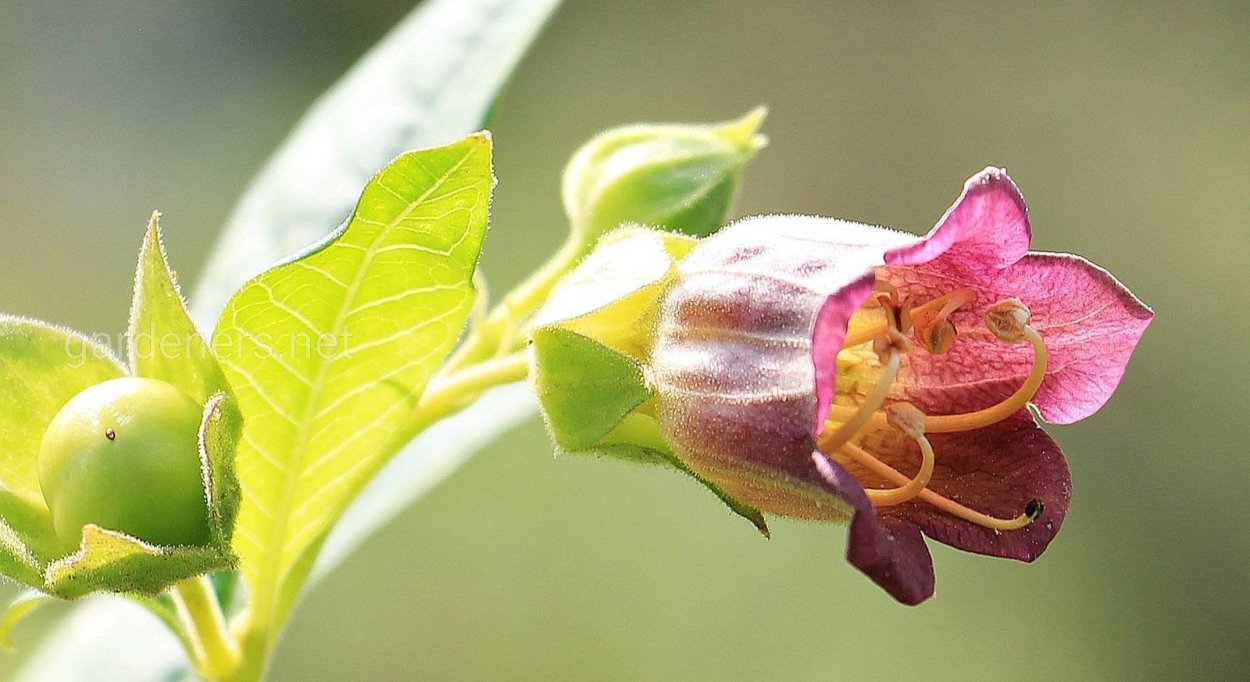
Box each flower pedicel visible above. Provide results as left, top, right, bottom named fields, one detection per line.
left=651, top=167, right=1152, bottom=603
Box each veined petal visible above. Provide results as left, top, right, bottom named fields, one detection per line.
left=882, top=252, right=1153, bottom=424
left=885, top=166, right=1031, bottom=274
left=994, top=253, right=1153, bottom=423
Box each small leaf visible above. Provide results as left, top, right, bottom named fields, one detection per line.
left=44, top=526, right=230, bottom=600
left=213, top=134, right=494, bottom=628
left=0, top=589, right=54, bottom=651
left=0, top=317, right=126, bottom=563
left=128, top=212, right=231, bottom=403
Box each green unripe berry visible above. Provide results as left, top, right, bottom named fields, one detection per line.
left=38, top=377, right=210, bottom=552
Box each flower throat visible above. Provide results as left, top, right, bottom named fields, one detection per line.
left=816, top=283, right=1048, bottom=531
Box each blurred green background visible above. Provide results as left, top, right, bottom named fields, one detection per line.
left=1, top=1, right=1247, bottom=679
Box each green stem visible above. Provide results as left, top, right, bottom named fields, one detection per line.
left=440, top=236, right=583, bottom=374
left=172, top=576, right=241, bottom=680
left=419, top=351, right=531, bottom=419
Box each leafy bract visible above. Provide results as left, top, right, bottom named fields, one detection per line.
left=128, top=212, right=231, bottom=404
left=0, top=318, right=126, bottom=565
left=530, top=327, right=651, bottom=450
left=212, top=134, right=494, bottom=629
left=44, top=526, right=227, bottom=600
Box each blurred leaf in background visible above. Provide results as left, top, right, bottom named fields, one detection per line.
left=1, top=1, right=1247, bottom=680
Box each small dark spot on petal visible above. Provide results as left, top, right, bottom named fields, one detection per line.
left=1025, top=498, right=1044, bottom=519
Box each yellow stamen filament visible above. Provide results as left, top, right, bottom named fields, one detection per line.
left=833, top=442, right=1040, bottom=530
left=818, top=297, right=1049, bottom=532
left=856, top=434, right=934, bottom=506
left=818, top=349, right=901, bottom=453
left=924, top=325, right=1046, bottom=433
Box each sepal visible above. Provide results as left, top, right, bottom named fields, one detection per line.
left=529, top=227, right=767, bottom=534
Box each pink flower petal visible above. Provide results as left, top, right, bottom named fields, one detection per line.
left=882, top=252, right=1153, bottom=423
left=878, top=412, right=1071, bottom=561
left=812, top=273, right=876, bottom=433
left=885, top=166, right=1031, bottom=274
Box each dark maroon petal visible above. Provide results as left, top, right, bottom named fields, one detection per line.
left=877, top=412, right=1071, bottom=561
left=811, top=452, right=935, bottom=605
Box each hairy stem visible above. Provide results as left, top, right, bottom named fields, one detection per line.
left=171, top=576, right=241, bottom=681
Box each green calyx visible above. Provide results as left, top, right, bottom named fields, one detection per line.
left=528, top=227, right=768, bottom=535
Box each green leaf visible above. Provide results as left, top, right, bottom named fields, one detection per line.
left=0, top=589, right=54, bottom=651
left=23, top=0, right=559, bottom=674
left=0, top=317, right=127, bottom=564
left=44, top=526, right=229, bottom=599
left=212, top=134, right=493, bottom=628
left=530, top=328, right=650, bottom=450
left=193, top=0, right=563, bottom=325
left=128, top=212, right=231, bottom=404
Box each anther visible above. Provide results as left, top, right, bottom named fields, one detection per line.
left=911, top=287, right=975, bottom=355
left=105, top=428, right=116, bottom=441
left=924, top=300, right=1046, bottom=433
left=844, top=287, right=974, bottom=349
left=917, top=320, right=957, bottom=355
left=986, top=298, right=1031, bottom=343
left=885, top=402, right=927, bottom=439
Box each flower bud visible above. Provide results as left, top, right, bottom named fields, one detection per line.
left=561, top=108, right=768, bottom=249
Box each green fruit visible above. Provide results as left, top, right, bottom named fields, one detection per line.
left=38, top=377, right=210, bottom=552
